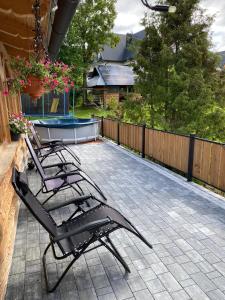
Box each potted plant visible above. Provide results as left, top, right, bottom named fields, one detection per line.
left=2, top=57, right=75, bottom=98
left=44, top=60, right=75, bottom=93
left=9, top=112, right=31, bottom=141
left=9, top=56, right=50, bottom=99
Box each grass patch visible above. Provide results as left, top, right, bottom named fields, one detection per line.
left=72, top=106, right=107, bottom=118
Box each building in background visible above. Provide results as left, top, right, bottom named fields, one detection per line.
left=87, top=30, right=144, bottom=106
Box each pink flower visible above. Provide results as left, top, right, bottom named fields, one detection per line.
left=3, top=89, right=9, bottom=96
left=70, top=82, right=74, bottom=87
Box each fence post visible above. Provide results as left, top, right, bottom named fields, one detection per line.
left=101, top=116, right=104, bottom=137
left=117, top=121, right=120, bottom=145
left=142, top=123, right=146, bottom=158
left=187, top=134, right=196, bottom=181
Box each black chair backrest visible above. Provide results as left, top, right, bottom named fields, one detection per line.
left=12, top=168, right=57, bottom=237
left=30, top=124, right=42, bottom=148
left=25, top=136, right=46, bottom=179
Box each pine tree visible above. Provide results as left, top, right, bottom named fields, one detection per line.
left=134, top=0, right=223, bottom=139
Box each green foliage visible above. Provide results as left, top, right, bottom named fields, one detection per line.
left=59, top=0, right=119, bottom=88
left=105, top=97, right=122, bottom=119
left=132, top=0, right=225, bottom=141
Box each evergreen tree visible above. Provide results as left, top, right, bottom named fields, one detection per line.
left=134, top=0, right=224, bottom=139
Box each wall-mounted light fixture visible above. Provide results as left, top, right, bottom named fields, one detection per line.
left=141, top=0, right=176, bottom=13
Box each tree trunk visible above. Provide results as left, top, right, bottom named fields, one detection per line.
left=83, top=72, right=87, bottom=105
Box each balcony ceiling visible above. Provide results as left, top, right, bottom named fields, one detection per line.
left=0, top=0, right=51, bottom=58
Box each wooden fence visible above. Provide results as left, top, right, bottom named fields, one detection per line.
left=101, top=117, right=225, bottom=192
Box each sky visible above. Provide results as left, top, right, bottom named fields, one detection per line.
left=113, top=0, right=225, bottom=52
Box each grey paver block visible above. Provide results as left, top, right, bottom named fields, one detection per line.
left=197, top=261, right=215, bottom=273
left=133, top=289, right=154, bottom=300
left=24, top=272, right=42, bottom=300
left=185, top=284, right=210, bottom=300
left=98, top=293, right=117, bottom=300
left=26, top=247, right=40, bottom=261
left=127, top=276, right=147, bottom=292
left=92, top=274, right=110, bottom=290
left=214, top=262, right=225, bottom=276
left=174, top=239, right=193, bottom=252
left=10, top=256, right=25, bottom=274
left=158, top=272, right=182, bottom=293
left=78, top=288, right=98, bottom=300
left=212, top=276, right=225, bottom=291
left=182, top=261, right=200, bottom=275
left=207, top=270, right=221, bottom=279
left=96, top=286, right=114, bottom=296
left=154, top=291, right=172, bottom=300
left=105, top=265, right=123, bottom=281
left=151, top=262, right=168, bottom=275
left=138, top=268, right=157, bottom=282
left=190, top=272, right=216, bottom=292
left=110, top=279, right=133, bottom=300
left=186, top=250, right=204, bottom=263
left=145, top=278, right=165, bottom=294
left=89, top=264, right=106, bottom=277
left=207, top=289, right=225, bottom=300
left=203, top=252, right=220, bottom=264
left=6, top=273, right=25, bottom=300
left=144, top=253, right=161, bottom=265
left=167, top=263, right=189, bottom=281
left=171, top=289, right=190, bottom=300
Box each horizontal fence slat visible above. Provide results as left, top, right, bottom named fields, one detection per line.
left=144, top=128, right=189, bottom=173
left=193, top=140, right=225, bottom=191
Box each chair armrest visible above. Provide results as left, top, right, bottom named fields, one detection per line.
left=44, top=171, right=80, bottom=181
left=41, top=139, right=63, bottom=145
left=43, top=162, right=75, bottom=169
left=53, top=217, right=111, bottom=242
left=47, top=194, right=92, bottom=211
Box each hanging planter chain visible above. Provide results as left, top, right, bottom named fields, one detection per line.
left=32, top=0, right=46, bottom=61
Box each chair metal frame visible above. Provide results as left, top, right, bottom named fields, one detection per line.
left=25, top=137, right=107, bottom=204
left=12, top=168, right=153, bottom=293
left=30, top=124, right=81, bottom=165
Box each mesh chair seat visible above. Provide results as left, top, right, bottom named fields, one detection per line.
left=44, top=173, right=83, bottom=191
left=58, top=204, right=132, bottom=254
left=40, top=145, right=65, bottom=155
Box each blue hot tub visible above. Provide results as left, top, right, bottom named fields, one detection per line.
left=33, top=118, right=100, bottom=144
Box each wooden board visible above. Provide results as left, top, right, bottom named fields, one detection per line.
left=0, top=139, right=27, bottom=300
left=193, top=140, right=225, bottom=190
left=145, top=128, right=189, bottom=173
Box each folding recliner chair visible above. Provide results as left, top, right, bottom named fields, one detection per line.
left=30, top=124, right=80, bottom=165
left=12, top=168, right=153, bottom=293
left=25, top=137, right=107, bottom=204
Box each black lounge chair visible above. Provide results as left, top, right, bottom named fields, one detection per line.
left=25, top=137, right=106, bottom=204
left=30, top=124, right=80, bottom=165
left=12, top=168, right=153, bottom=293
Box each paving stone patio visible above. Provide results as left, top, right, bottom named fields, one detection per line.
left=6, top=140, right=225, bottom=300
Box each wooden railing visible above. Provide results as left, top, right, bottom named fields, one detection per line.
left=100, top=117, right=225, bottom=192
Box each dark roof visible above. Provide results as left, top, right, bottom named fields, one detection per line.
left=87, top=64, right=134, bottom=87
left=99, top=30, right=145, bottom=62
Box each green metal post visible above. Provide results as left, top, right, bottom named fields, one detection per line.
left=42, top=94, right=45, bottom=118
left=72, top=88, right=75, bottom=117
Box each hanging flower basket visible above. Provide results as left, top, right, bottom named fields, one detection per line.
left=22, top=75, right=45, bottom=100
left=2, top=56, right=75, bottom=97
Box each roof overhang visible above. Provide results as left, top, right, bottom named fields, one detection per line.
left=0, top=0, right=51, bottom=58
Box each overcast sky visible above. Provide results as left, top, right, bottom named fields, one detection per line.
left=113, top=0, right=225, bottom=52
